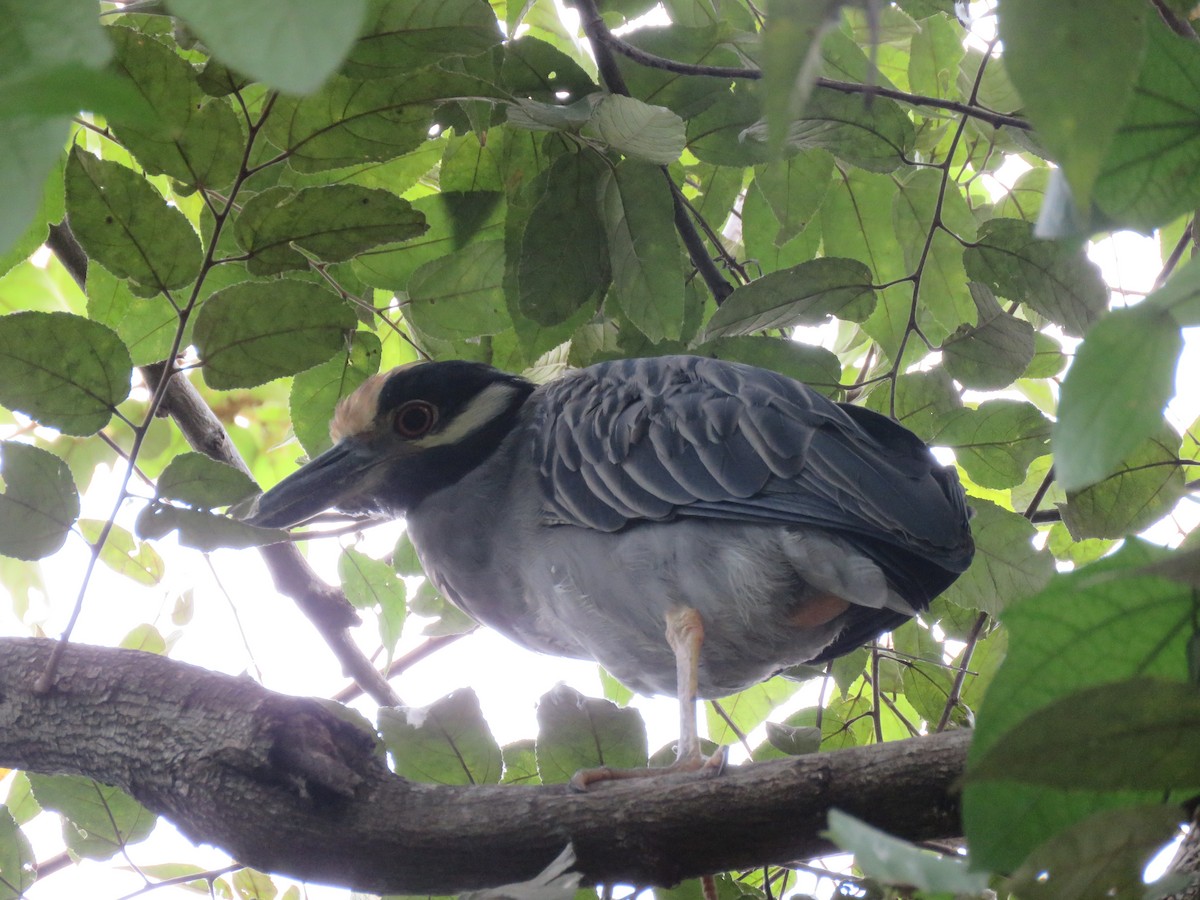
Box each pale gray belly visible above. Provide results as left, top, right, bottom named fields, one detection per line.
left=413, top=512, right=910, bottom=699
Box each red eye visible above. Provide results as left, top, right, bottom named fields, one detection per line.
left=394, top=400, right=437, bottom=438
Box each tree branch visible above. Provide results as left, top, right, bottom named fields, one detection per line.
left=0, top=636, right=969, bottom=894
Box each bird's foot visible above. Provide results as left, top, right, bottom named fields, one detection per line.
left=568, top=745, right=728, bottom=791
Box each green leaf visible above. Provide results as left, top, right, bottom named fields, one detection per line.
left=863, top=368, right=961, bottom=443
left=379, top=689, right=502, bottom=785
left=0, top=0, right=107, bottom=256
left=155, top=452, right=258, bottom=510
left=535, top=684, right=648, bottom=783
left=77, top=519, right=165, bottom=586
left=26, top=774, right=156, bottom=862
left=289, top=331, right=382, bottom=457
left=581, top=94, right=686, bottom=165
left=194, top=280, right=355, bottom=389
left=692, top=336, right=842, bottom=391
left=907, top=12, right=965, bottom=100
left=235, top=185, right=427, bottom=276
left=105, top=27, right=243, bottom=192
left=119, top=623, right=167, bottom=655
left=600, top=160, right=685, bottom=342
left=687, top=86, right=772, bottom=167
left=757, top=87, right=916, bottom=173
left=0, top=807, right=35, bottom=897
left=970, top=677, right=1200, bottom=790
left=753, top=151, right=833, bottom=245
left=826, top=810, right=990, bottom=894
left=963, top=218, right=1106, bottom=338
left=1007, top=805, right=1187, bottom=900
left=937, top=400, right=1051, bottom=490
left=1092, top=16, right=1200, bottom=232
left=963, top=541, right=1194, bottom=871
left=500, top=739, right=540, bottom=785
left=354, top=191, right=506, bottom=291
left=517, top=153, right=609, bottom=326
left=998, top=0, right=1145, bottom=209
left=65, top=147, right=202, bottom=294
left=0, top=311, right=132, bottom=435
left=339, top=547, right=404, bottom=613
left=706, top=676, right=801, bottom=745
left=1143, top=251, right=1200, bottom=326
left=939, top=499, right=1054, bottom=617
left=0, top=442, right=79, bottom=561
left=701, top=257, right=875, bottom=339
left=760, top=0, right=841, bottom=157
left=166, top=0, right=368, bottom=94
left=943, top=283, right=1036, bottom=390
left=345, top=0, right=501, bottom=79
left=264, top=71, right=503, bottom=173
left=1060, top=424, right=1186, bottom=540
left=406, top=239, right=509, bottom=341
left=501, top=36, right=597, bottom=104
left=1055, top=305, right=1182, bottom=491
left=135, top=504, right=286, bottom=551
left=764, top=721, right=820, bottom=756
left=85, top=265, right=179, bottom=367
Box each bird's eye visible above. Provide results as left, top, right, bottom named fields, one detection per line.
left=394, top=400, right=438, bottom=438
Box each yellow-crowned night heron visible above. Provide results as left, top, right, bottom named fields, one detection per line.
left=246, top=355, right=974, bottom=772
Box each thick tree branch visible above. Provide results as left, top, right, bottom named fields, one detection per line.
left=0, top=636, right=969, bottom=894
left=44, top=223, right=399, bottom=708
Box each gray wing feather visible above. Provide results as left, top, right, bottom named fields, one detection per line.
left=531, top=356, right=973, bottom=593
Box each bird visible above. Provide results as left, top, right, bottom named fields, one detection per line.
left=245, top=355, right=974, bottom=776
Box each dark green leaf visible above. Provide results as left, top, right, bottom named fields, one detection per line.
left=0, top=310, right=131, bottom=435
left=105, top=27, right=243, bottom=192
left=406, top=239, right=509, bottom=340
left=65, top=147, right=202, bottom=294
left=1055, top=305, right=1182, bottom=491
left=764, top=721, right=820, bottom=756
left=166, top=0, right=368, bottom=94
left=937, top=401, right=1051, bottom=490
left=289, top=331, right=382, bottom=457
left=0, top=442, right=80, bottom=561
left=194, top=280, right=355, bottom=389
left=614, top=25, right=741, bottom=120
left=518, top=153, right=609, bottom=326
left=943, top=283, right=1036, bottom=390
left=971, top=677, right=1200, bottom=790
left=940, top=499, right=1054, bottom=617
left=998, top=0, right=1145, bottom=208
left=826, top=810, right=990, bottom=894
left=687, top=86, right=772, bottom=167
left=863, top=368, right=961, bottom=443
left=501, top=36, right=596, bottom=104
left=155, top=452, right=258, bottom=510
left=535, top=684, right=648, bottom=783
left=235, top=185, right=427, bottom=276
left=1007, top=805, right=1186, bottom=900
left=600, top=161, right=684, bottom=342
left=26, top=774, right=156, bottom=861
left=963, top=218, right=1106, bottom=337
left=345, top=0, right=501, bottom=79
left=1060, top=424, right=1186, bottom=539
left=701, top=257, right=875, bottom=339
left=379, top=689, right=502, bottom=785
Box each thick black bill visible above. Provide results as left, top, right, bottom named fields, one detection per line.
left=242, top=441, right=381, bottom=529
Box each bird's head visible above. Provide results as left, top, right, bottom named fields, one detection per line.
left=243, top=361, right=535, bottom=528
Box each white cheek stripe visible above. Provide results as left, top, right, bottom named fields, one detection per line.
left=416, top=382, right=522, bottom=447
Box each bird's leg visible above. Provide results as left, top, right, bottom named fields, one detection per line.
left=568, top=606, right=725, bottom=790
left=665, top=605, right=705, bottom=768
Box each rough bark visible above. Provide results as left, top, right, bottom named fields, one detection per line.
left=0, top=636, right=968, bottom=894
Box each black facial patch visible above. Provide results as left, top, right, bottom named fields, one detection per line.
left=377, top=361, right=533, bottom=427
